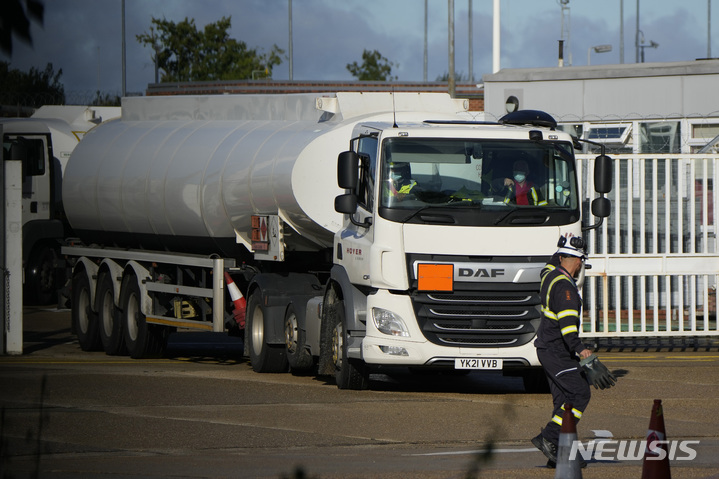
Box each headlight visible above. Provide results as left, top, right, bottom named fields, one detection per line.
left=372, top=308, right=410, bottom=337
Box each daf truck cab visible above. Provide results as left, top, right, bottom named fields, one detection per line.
left=329, top=110, right=611, bottom=389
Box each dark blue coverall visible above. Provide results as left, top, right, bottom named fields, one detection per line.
left=534, top=254, right=591, bottom=445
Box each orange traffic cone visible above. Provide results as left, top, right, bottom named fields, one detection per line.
left=641, top=399, right=671, bottom=479
left=224, top=272, right=247, bottom=328
left=554, top=402, right=582, bottom=479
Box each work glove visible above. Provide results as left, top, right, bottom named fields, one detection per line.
left=579, top=354, right=617, bottom=390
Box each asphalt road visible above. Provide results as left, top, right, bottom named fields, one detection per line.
left=1, top=307, right=718, bottom=479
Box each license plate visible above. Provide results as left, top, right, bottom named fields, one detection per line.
left=454, top=358, right=503, bottom=370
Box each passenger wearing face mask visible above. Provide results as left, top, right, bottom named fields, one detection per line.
left=502, top=159, right=547, bottom=206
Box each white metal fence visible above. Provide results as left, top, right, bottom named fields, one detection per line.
left=577, top=154, right=719, bottom=339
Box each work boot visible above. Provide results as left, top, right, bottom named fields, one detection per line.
left=531, top=433, right=557, bottom=464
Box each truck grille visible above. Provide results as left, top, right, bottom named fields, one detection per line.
left=412, top=284, right=541, bottom=348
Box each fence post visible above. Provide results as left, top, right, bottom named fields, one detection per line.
left=3, top=125, right=24, bottom=354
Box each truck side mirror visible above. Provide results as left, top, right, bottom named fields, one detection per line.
left=334, top=194, right=357, bottom=214
left=591, top=196, right=611, bottom=218
left=10, top=140, right=28, bottom=162
left=335, top=193, right=371, bottom=228
left=337, top=151, right=359, bottom=189
left=594, top=154, right=612, bottom=194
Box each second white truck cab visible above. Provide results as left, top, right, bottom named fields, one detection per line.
left=2, top=106, right=119, bottom=304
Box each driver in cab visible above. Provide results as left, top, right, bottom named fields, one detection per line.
left=385, top=162, right=418, bottom=201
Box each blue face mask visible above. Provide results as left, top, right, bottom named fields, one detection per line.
left=514, top=173, right=526, bottom=183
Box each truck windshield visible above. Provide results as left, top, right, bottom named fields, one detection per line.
left=378, top=138, right=580, bottom=226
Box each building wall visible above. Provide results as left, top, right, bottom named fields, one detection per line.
left=146, top=80, right=485, bottom=112
left=482, top=60, right=719, bottom=122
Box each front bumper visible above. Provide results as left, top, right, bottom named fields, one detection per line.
left=361, top=289, right=541, bottom=368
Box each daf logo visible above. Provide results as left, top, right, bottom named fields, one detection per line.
left=459, top=268, right=505, bottom=278
left=413, top=261, right=544, bottom=284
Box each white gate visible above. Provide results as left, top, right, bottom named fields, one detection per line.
left=578, top=154, right=719, bottom=338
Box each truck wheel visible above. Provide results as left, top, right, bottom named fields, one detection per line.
left=284, top=303, right=314, bottom=373
left=245, top=290, right=288, bottom=373
left=71, top=272, right=101, bottom=351
left=24, top=243, right=57, bottom=305
left=121, top=274, right=165, bottom=359
left=96, top=272, right=126, bottom=356
left=330, top=299, right=369, bottom=390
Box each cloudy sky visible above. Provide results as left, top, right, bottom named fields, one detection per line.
left=2, top=0, right=716, bottom=101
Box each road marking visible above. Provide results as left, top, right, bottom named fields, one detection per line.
left=602, top=355, right=719, bottom=362
left=408, top=448, right=538, bottom=457
left=666, top=355, right=719, bottom=359
left=0, top=359, right=170, bottom=365
left=409, top=430, right=616, bottom=457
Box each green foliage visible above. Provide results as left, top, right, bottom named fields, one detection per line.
left=0, top=0, right=45, bottom=56
left=346, top=49, right=397, bottom=81
left=0, top=61, right=65, bottom=106
left=91, top=91, right=121, bottom=106
left=136, top=16, right=284, bottom=83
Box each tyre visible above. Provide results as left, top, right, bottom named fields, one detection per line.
left=329, top=298, right=369, bottom=390
left=97, top=272, right=126, bottom=356
left=285, top=303, right=314, bottom=373
left=120, top=274, right=166, bottom=359
left=24, top=243, right=57, bottom=305
left=245, top=290, right=288, bottom=373
left=71, top=272, right=101, bottom=351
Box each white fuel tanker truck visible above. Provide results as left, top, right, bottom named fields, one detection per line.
left=61, top=92, right=612, bottom=390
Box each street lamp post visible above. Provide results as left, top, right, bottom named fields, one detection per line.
left=640, top=40, right=659, bottom=62
left=288, top=0, right=293, bottom=80
left=559, top=0, right=572, bottom=66
left=637, top=30, right=658, bottom=62
left=448, top=0, right=455, bottom=97
left=635, top=0, right=640, bottom=62
left=588, top=44, right=612, bottom=65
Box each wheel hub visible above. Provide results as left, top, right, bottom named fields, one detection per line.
left=127, top=292, right=140, bottom=341
left=285, top=313, right=298, bottom=354
left=251, top=308, right=264, bottom=354
left=78, top=289, right=90, bottom=334
left=332, top=323, right=343, bottom=369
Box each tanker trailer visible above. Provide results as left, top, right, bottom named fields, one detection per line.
left=62, top=92, right=612, bottom=390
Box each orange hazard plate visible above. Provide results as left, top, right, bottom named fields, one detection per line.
left=417, top=264, right=453, bottom=291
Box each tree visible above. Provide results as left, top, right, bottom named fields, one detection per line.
left=1, top=0, right=44, bottom=56
left=136, top=16, right=284, bottom=83
left=346, top=49, right=397, bottom=81
left=0, top=61, right=65, bottom=107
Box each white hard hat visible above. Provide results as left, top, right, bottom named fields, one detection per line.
left=556, top=235, right=587, bottom=260
left=557, top=246, right=586, bottom=259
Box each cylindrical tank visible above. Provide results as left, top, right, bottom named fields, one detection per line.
left=63, top=95, right=351, bottom=256
left=62, top=92, right=465, bottom=258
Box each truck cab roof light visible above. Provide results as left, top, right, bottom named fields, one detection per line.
left=499, top=110, right=557, bottom=130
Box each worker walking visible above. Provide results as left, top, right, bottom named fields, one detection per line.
left=531, top=235, right=592, bottom=467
